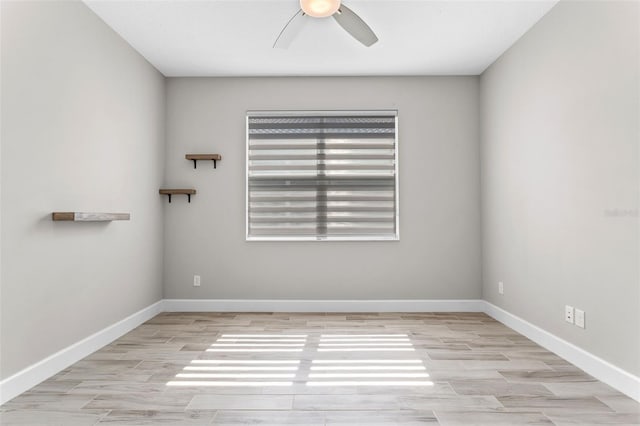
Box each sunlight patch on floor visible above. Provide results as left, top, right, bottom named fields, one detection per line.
left=167, top=333, right=433, bottom=387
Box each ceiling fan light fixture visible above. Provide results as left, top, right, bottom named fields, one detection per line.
left=300, top=0, right=341, bottom=18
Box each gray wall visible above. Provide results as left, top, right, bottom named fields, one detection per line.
left=481, top=1, right=639, bottom=376
left=164, top=77, right=481, bottom=300
left=0, top=1, right=165, bottom=379
left=4, top=0, right=636, bottom=390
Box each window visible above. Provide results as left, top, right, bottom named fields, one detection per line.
left=246, top=110, right=398, bottom=241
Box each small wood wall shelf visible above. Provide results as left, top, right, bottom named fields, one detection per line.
left=52, top=212, right=130, bottom=222
left=159, top=189, right=196, bottom=203
left=186, top=154, right=221, bottom=169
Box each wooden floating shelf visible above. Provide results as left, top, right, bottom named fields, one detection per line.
left=159, top=189, right=196, bottom=203
left=52, top=212, right=130, bottom=222
left=185, top=154, right=222, bottom=169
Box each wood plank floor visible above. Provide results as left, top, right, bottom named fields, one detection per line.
left=1, top=312, right=638, bottom=425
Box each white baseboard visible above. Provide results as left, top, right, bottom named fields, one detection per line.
left=0, top=300, right=164, bottom=405
left=2, top=298, right=638, bottom=405
left=483, top=301, right=640, bottom=402
left=162, top=298, right=485, bottom=313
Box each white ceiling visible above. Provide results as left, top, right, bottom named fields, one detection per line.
left=84, top=0, right=558, bottom=77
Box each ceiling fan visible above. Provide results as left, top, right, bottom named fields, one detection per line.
left=273, top=0, right=378, bottom=48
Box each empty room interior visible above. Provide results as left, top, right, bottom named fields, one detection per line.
left=1, top=0, right=639, bottom=424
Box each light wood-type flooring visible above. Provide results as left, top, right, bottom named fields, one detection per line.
left=1, top=312, right=639, bottom=425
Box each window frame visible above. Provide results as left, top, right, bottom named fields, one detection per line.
left=245, top=109, right=399, bottom=242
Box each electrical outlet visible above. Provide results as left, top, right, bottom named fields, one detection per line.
left=193, top=275, right=201, bottom=287
left=575, top=308, right=585, bottom=328
left=498, top=281, right=504, bottom=295
left=565, top=305, right=574, bottom=324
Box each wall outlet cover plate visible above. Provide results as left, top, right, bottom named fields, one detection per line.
left=575, top=308, right=585, bottom=328
left=565, top=305, right=574, bottom=324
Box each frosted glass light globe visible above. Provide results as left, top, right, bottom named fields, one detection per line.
left=300, top=0, right=341, bottom=18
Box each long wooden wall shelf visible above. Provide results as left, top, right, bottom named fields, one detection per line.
left=186, top=154, right=221, bottom=169
left=52, top=212, right=130, bottom=222
left=159, top=189, right=196, bottom=203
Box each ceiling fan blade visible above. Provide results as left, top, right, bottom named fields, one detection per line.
left=332, top=4, right=378, bottom=47
left=273, top=9, right=307, bottom=49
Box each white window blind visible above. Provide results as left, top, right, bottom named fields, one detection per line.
left=246, top=111, right=398, bottom=241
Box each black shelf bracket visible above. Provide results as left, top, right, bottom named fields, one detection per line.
left=191, top=159, right=218, bottom=169
left=186, top=155, right=221, bottom=170
left=159, top=190, right=196, bottom=203
left=165, top=194, right=192, bottom=203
